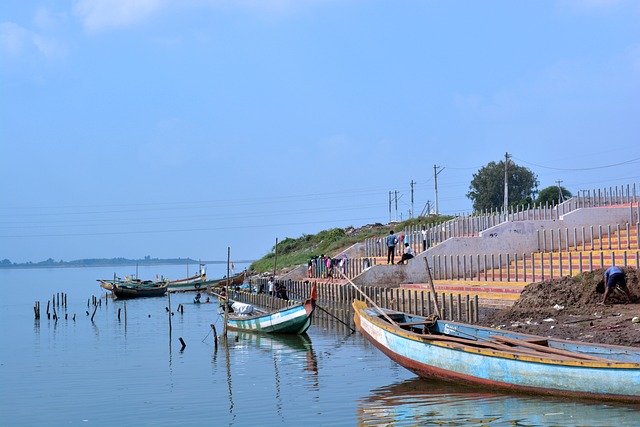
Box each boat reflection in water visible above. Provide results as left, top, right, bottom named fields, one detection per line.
left=357, top=377, right=640, bottom=427
left=211, top=332, right=319, bottom=411
left=234, top=332, right=318, bottom=389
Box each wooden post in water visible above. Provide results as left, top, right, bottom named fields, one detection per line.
left=167, top=288, right=173, bottom=336
left=211, top=324, right=218, bottom=349
left=223, top=247, right=230, bottom=337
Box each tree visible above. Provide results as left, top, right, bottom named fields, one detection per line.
left=536, top=185, right=572, bottom=206
left=467, top=160, right=539, bottom=211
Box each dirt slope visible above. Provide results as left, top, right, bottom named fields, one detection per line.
left=478, top=267, right=640, bottom=347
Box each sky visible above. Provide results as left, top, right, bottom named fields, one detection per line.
left=1, top=0, right=639, bottom=264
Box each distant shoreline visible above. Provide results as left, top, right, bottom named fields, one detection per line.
left=0, top=259, right=255, bottom=270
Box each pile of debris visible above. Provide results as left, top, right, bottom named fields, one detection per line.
left=479, top=267, right=640, bottom=347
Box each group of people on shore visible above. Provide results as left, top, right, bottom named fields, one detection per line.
left=307, top=255, right=348, bottom=281
left=385, top=230, right=414, bottom=265
left=383, top=225, right=433, bottom=265
left=260, top=277, right=289, bottom=300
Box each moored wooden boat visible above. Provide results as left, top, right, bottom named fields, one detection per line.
left=218, top=284, right=317, bottom=334
left=168, top=270, right=246, bottom=293
left=112, top=281, right=168, bottom=299
left=204, top=271, right=246, bottom=294
left=167, top=264, right=208, bottom=292
left=98, top=276, right=154, bottom=291
left=352, top=299, right=640, bottom=403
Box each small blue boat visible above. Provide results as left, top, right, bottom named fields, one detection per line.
left=224, top=299, right=316, bottom=334
left=221, top=285, right=317, bottom=334
left=352, top=300, right=640, bottom=403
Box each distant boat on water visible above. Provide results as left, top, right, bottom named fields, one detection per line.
left=111, top=281, right=168, bottom=299
left=202, top=270, right=245, bottom=293
left=97, top=274, right=168, bottom=299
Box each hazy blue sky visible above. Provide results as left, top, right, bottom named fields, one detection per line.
left=2, top=0, right=639, bottom=264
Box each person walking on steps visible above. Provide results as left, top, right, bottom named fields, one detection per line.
left=386, top=230, right=399, bottom=264
left=599, top=266, right=635, bottom=305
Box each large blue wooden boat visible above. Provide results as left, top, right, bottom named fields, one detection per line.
left=352, top=300, right=640, bottom=403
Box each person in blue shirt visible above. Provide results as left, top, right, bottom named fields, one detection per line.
left=600, top=266, right=634, bottom=305
left=386, top=230, right=399, bottom=264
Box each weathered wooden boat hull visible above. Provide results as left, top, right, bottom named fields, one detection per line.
left=112, top=284, right=168, bottom=299
left=169, top=271, right=245, bottom=292
left=352, top=300, right=640, bottom=403
left=99, top=279, right=115, bottom=291
left=225, top=299, right=316, bottom=334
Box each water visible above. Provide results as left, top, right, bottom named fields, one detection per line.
left=1, top=267, right=639, bottom=426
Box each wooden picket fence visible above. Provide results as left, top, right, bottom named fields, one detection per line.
left=229, top=279, right=480, bottom=332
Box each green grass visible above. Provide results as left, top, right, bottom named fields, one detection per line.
left=249, top=215, right=451, bottom=273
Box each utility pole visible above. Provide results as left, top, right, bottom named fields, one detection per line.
left=556, top=180, right=564, bottom=203
left=434, top=165, right=444, bottom=215
left=504, top=152, right=510, bottom=215
left=394, top=190, right=399, bottom=222
left=388, top=191, right=392, bottom=223
left=410, top=180, right=415, bottom=218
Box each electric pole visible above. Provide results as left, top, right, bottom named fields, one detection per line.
left=410, top=180, right=415, bottom=218
left=434, top=165, right=444, bottom=215
left=394, top=190, right=399, bottom=222
left=504, top=152, right=510, bottom=215
left=556, top=180, right=564, bottom=203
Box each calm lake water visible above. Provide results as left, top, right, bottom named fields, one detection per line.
left=1, top=266, right=639, bottom=426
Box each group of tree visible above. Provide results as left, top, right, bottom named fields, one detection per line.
left=466, top=158, right=572, bottom=212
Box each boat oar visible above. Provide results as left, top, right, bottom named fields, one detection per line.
left=423, top=257, right=442, bottom=318
left=288, top=285, right=355, bottom=333
left=336, top=269, right=399, bottom=327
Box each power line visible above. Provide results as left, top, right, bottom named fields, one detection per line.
left=511, top=156, right=640, bottom=171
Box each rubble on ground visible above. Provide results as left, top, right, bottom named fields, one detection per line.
left=478, top=267, right=640, bottom=347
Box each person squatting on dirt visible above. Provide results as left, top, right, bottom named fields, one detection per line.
left=600, top=266, right=635, bottom=305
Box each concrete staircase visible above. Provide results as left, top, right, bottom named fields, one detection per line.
left=401, top=223, right=639, bottom=308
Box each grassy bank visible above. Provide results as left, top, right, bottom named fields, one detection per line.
left=249, top=215, right=451, bottom=273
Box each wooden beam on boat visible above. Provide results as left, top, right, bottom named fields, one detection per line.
left=412, top=332, right=617, bottom=362
left=397, top=320, right=437, bottom=327
left=489, top=335, right=616, bottom=362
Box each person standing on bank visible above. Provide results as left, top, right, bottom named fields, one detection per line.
left=268, top=277, right=275, bottom=296
left=386, top=230, right=399, bottom=264
left=600, top=266, right=634, bottom=305
left=421, top=225, right=430, bottom=251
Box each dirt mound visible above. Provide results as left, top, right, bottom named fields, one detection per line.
left=479, top=267, right=640, bottom=347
